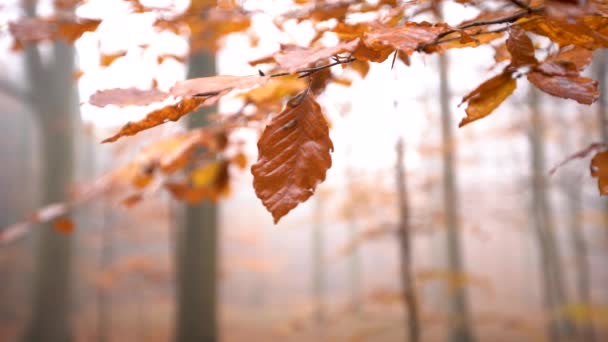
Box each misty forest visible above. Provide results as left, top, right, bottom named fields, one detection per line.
left=1, top=0, right=608, bottom=341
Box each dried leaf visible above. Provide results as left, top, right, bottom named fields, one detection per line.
left=363, top=21, right=450, bottom=57
left=9, top=17, right=100, bottom=47
left=260, top=39, right=359, bottom=73
left=591, top=151, right=608, bottom=195
left=170, top=75, right=269, bottom=97
left=102, top=97, right=207, bottom=143
left=506, top=26, right=537, bottom=67
left=251, top=92, right=333, bottom=223
left=88, top=88, right=169, bottom=108
left=459, top=72, right=517, bottom=127
left=528, top=72, right=598, bottom=105
left=52, top=217, right=74, bottom=235
left=100, top=51, right=127, bottom=67
left=519, top=16, right=608, bottom=49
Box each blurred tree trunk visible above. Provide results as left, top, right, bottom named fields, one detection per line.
left=97, top=205, right=114, bottom=342
left=344, top=145, right=361, bottom=314
left=438, top=53, right=475, bottom=342
left=313, top=195, right=326, bottom=324
left=25, top=32, right=79, bottom=342
left=21, top=2, right=78, bottom=342
left=527, top=88, right=572, bottom=342
left=565, top=178, right=594, bottom=342
left=175, top=51, right=219, bottom=342
left=395, top=138, right=420, bottom=342
left=593, top=50, right=608, bottom=239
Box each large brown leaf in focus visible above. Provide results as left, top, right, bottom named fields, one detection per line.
left=251, top=92, right=333, bottom=223
left=9, top=17, right=100, bottom=48
left=459, top=72, right=517, bottom=127
left=102, top=97, right=207, bottom=143
left=170, top=75, right=269, bottom=97
left=528, top=72, right=598, bottom=104
left=592, top=151, right=608, bottom=195
left=506, top=26, right=537, bottom=67
left=89, top=88, right=169, bottom=107
left=363, top=21, right=450, bottom=56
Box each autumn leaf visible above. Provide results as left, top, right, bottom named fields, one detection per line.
left=52, top=217, right=75, bottom=235
left=528, top=73, right=598, bottom=105
left=170, top=75, right=269, bottom=97
left=363, top=21, right=450, bottom=57
left=88, top=88, right=169, bottom=108
left=252, top=40, right=359, bottom=73
left=591, top=151, right=608, bottom=195
left=9, top=17, right=100, bottom=48
left=100, top=51, right=127, bottom=67
left=506, top=26, right=537, bottom=67
left=459, top=71, right=517, bottom=127
left=519, top=15, right=608, bottom=50
left=251, top=91, right=333, bottom=223
left=102, top=97, right=207, bottom=143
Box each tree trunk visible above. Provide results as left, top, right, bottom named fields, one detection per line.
left=527, top=88, right=572, bottom=342
left=344, top=145, right=361, bottom=314
left=438, top=53, right=475, bottom=342
left=175, top=51, right=219, bottom=342
left=395, top=138, right=420, bottom=342
left=97, top=205, right=114, bottom=342
left=22, top=39, right=78, bottom=342
left=313, top=195, right=326, bottom=325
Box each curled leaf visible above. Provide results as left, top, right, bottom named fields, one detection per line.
left=102, top=97, right=207, bottom=143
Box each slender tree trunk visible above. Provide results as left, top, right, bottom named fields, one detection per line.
left=566, top=181, right=595, bottom=342
left=438, top=53, right=475, bottom=342
left=97, top=205, right=114, bottom=342
left=21, top=2, right=78, bottom=340
left=395, top=138, right=420, bottom=342
left=313, top=195, right=326, bottom=325
left=22, top=40, right=78, bottom=342
left=527, top=88, right=572, bottom=342
left=344, top=145, right=361, bottom=314
left=175, top=51, right=219, bottom=342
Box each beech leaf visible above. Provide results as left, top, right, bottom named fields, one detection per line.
left=89, top=88, right=169, bottom=108
left=170, top=75, right=269, bottom=98
left=102, top=97, right=207, bottom=143
left=251, top=92, right=333, bottom=223
left=591, top=151, right=608, bottom=195
left=527, top=73, right=598, bottom=105
left=459, top=72, right=516, bottom=127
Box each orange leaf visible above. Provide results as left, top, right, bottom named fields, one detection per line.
left=9, top=17, right=100, bottom=47
left=170, top=75, right=269, bottom=98
left=102, top=97, right=207, bottom=143
left=88, top=88, right=169, bottom=107
left=100, top=51, right=127, bottom=67
left=528, top=72, right=598, bottom=105
left=52, top=217, right=74, bottom=235
left=251, top=92, right=333, bottom=223
left=459, top=72, right=516, bottom=127
left=363, top=21, right=450, bottom=57
left=591, top=151, right=608, bottom=195
left=506, top=26, right=537, bottom=67
left=260, top=39, right=359, bottom=73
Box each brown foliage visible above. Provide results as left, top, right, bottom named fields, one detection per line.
left=252, top=92, right=333, bottom=223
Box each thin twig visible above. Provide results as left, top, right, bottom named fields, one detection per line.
left=508, top=0, right=532, bottom=11
left=435, top=5, right=544, bottom=40
left=268, top=56, right=356, bottom=79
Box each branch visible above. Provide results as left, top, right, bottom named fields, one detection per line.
left=435, top=5, right=544, bottom=40
left=264, top=55, right=356, bottom=79
left=508, top=0, right=532, bottom=11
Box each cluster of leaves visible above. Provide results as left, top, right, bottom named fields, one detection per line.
left=6, top=0, right=608, bottom=225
